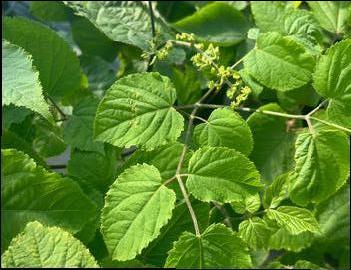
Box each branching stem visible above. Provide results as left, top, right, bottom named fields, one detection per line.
left=47, top=96, right=66, bottom=120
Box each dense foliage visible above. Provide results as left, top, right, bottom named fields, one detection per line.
left=2, top=1, right=350, bottom=269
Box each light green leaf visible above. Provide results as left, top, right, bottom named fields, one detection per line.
left=101, top=164, right=176, bottom=261
left=194, top=108, right=253, bottom=156
left=313, top=39, right=351, bottom=99
left=1, top=221, right=98, bottom=268
left=263, top=173, right=290, bottom=209
left=244, top=32, right=315, bottom=91
left=141, top=200, right=209, bottom=267
left=294, top=260, right=326, bottom=270
left=313, top=39, right=351, bottom=129
left=250, top=1, right=286, bottom=32
left=187, top=146, right=263, bottom=203
left=289, top=130, right=350, bottom=206
left=239, top=69, right=264, bottom=97
left=3, top=17, right=81, bottom=99
left=2, top=41, right=51, bottom=120
left=65, top=1, right=168, bottom=51
left=165, top=223, right=252, bottom=268
left=247, top=103, right=296, bottom=183
left=268, top=228, right=314, bottom=252
left=67, top=147, right=117, bottom=193
left=308, top=1, right=351, bottom=34
left=94, top=72, right=184, bottom=150
left=1, top=149, right=97, bottom=251
left=315, top=185, right=350, bottom=244
left=64, top=96, right=105, bottom=153
left=173, top=2, right=248, bottom=46
left=238, top=217, right=272, bottom=250
left=231, top=193, right=261, bottom=214
left=266, top=206, right=320, bottom=234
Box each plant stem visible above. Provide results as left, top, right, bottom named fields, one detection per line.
left=213, top=202, right=233, bottom=228
left=47, top=96, right=66, bottom=120
left=49, top=164, right=67, bottom=169
left=148, top=1, right=156, bottom=39
left=310, top=116, right=351, bottom=133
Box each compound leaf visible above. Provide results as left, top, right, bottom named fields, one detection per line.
left=165, top=223, right=252, bottom=268
left=194, top=108, right=253, bottom=156
left=187, top=146, right=263, bottom=203
left=94, top=72, right=184, bottom=150
left=244, top=32, right=315, bottom=91
left=2, top=41, right=51, bottom=120
left=289, top=130, right=350, bottom=206
left=1, top=149, right=97, bottom=251
left=101, top=164, right=176, bottom=261
left=1, top=221, right=98, bottom=268
left=3, top=17, right=81, bottom=99
left=266, top=206, right=320, bottom=235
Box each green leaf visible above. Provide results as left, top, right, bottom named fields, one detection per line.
left=247, top=103, right=296, bottom=183
left=251, top=2, right=323, bottom=52
left=263, top=173, right=290, bottom=209
left=173, top=2, right=248, bottom=46
left=313, top=39, right=351, bottom=129
left=94, top=72, right=184, bottom=150
left=30, top=1, right=71, bottom=22
left=187, top=146, right=263, bottom=203
left=266, top=206, right=320, bottom=234
left=268, top=227, right=314, bottom=252
left=2, top=105, right=31, bottom=129
left=101, top=164, right=176, bottom=261
left=165, top=223, right=252, bottom=268
left=71, top=16, right=117, bottom=62
left=140, top=200, right=209, bottom=267
left=289, top=130, right=350, bottom=206
left=32, top=117, right=66, bottom=158
left=64, top=96, right=105, bottom=153
left=194, top=108, right=253, bottom=156
left=2, top=40, right=51, bottom=120
left=1, top=221, right=98, bottom=268
left=1, top=149, right=97, bottom=251
left=231, top=193, right=261, bottom=214
left=65, top=1, right=169, bottom=51
left=250, top=1, right=286, bottom=32
left=239, top=69, right=264, bottom=97
left=294, top=260, right=326, bottom=270
left=315, top=185, right=350, bottom=245
left=308, top=1, right=351, bottom=34
left=3, top=17, right=81, bottom=99
left=67, top=147, right=117, bottom=193
left=313, top=39, right=351, bottom=99
left=244, top=32, right=315, bottom=91
left=238, top=217, right=272, bottom=250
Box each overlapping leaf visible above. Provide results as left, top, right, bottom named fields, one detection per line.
left=194, top=108, right=253, bottom=156
left=3, top=17, right=81, bottom=99
left=244, top=32, right=315, bottom=91
left=1, top=149, right=97, bottom=251
left=94, top=72, right=184, bottom=150
left=238, top=217, right=272, bottom=250
left=265, top=206, right=320, bottom=235
left=165, top=224, right=252, bottom=268
left=1, top=221, right=98, bottom=268
left=187, top=146, right=263, bottom=203
left=173, top=2, right=248, bottom=46
left=289, top=130, right=350, bottom=206
left=2, top=41, right=51, bottom=120
left=101, top=164, right=176, bottom=261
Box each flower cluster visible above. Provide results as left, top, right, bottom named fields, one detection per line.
left=230, top=85, right=252, bottom=109
left=175, top=32, right=195, bottom=42
left=156, top=40, right=173, bottom=60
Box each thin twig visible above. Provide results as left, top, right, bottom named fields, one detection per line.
left=306, top=100, right=328, bottom=116
left=47, top=96, right=66, bottom=120
left=310, top=116, right=351, bottom=133
left=148, top=1, right=156, bottom=39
